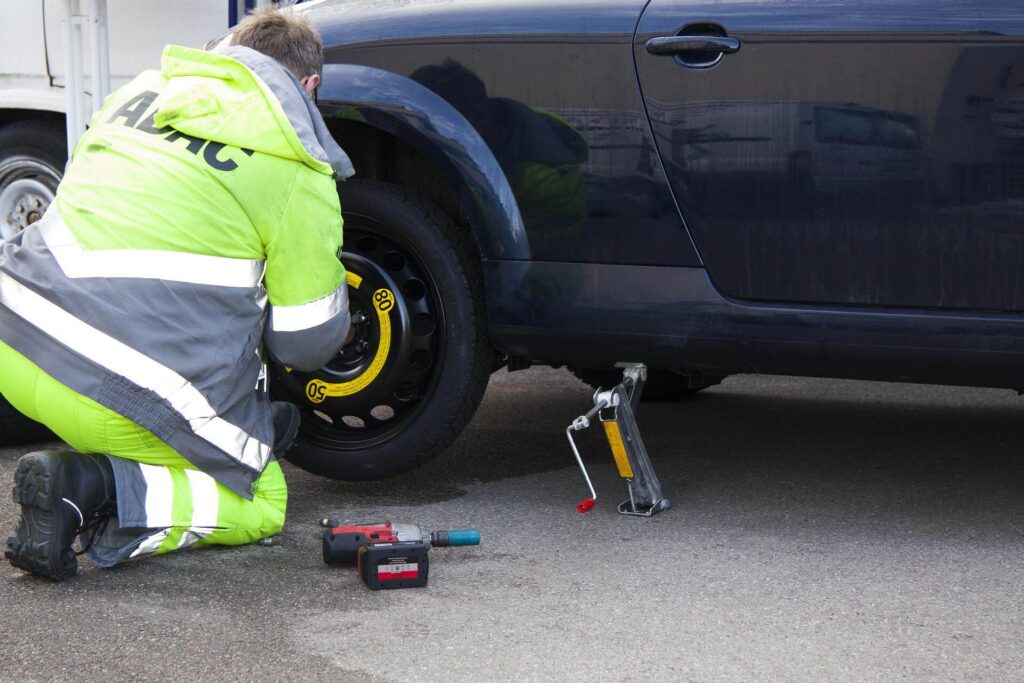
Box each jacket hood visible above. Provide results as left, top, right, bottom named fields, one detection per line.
left=154, top=44, right=354, bottom=179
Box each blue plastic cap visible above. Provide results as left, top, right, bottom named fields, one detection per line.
left=447, top=530, right=480, bottom=546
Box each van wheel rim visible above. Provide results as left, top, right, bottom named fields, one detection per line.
left=0, top=157, right=60, bottom=240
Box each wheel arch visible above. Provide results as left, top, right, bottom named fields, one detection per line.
left=0, top=108, right=65, bottom=131
left=319, top=64, right=529, bottom=262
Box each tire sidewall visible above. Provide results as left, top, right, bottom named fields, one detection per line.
left=0, top=120, right=67, bottom=182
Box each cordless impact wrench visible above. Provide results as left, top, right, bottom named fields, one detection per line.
left=320, top=519, right=480, bottom=589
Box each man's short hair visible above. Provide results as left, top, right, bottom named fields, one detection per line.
left=232, top=5, right=323, bottom=78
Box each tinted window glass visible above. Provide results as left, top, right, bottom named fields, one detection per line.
left=815, top=107, right=923, bottom=148
left=815, top=108, right=873, bottom=145
left=876, top=115, right=923, bottom=148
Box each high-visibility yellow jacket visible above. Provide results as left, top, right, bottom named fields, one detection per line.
left=0, top=44, right=354, bottom=498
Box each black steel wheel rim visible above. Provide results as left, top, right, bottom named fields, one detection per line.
left=269, top=214, right=446, bottom=449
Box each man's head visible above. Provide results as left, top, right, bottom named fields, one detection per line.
left=231, top=6, right=323, bottom=97
left=411, top=60, right=487, bottom=119
left=411, top=60, right=507, bottom=146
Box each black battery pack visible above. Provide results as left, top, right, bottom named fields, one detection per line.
left=357, top=541, right=430, bottom=589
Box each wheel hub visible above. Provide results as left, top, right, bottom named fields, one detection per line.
left=0, top=157, right=60, bottom=240
left=334, top=310, right=373, bottom=366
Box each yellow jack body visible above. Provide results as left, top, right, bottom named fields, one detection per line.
left=602, top=420, right=634, bottom=479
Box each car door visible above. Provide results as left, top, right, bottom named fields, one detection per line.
left=634, top=0, right=1024, bottom=311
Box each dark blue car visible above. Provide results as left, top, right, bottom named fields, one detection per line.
left=5, top=0, right=1024, bottom=481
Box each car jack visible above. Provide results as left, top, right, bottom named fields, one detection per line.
left=565, top=363, right=671, bottom=517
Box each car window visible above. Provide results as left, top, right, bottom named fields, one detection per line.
left=876, top=115, right=922, bottom=149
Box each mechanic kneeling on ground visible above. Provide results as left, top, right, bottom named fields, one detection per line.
left=0, top=7, right=354, bottom=580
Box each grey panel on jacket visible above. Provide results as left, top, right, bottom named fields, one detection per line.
left=0, top=303, right=264, bottom=499
left=0, top=225, right=268, bottom=499
left=86, top=523, right=153, bottom=568
left=105, top=454, right=152, bottom=528
left=3, top=224, right=274, bottom=441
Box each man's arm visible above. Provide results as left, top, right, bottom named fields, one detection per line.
left=262, top=169, right=350, bottom=372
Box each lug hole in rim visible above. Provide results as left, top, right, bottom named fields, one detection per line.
left=382, top=251, right=406, bottom=271
left=412, top=313, right=436, bottom=337
left=370, top=405, right=395, bottom=421
left=395, top=382, right=419, bottom=402
left=342, top=415, right=366, bottom=429
left=403, top=278, right=427, bottom=301
left=410, top=349, right=432, bottom=372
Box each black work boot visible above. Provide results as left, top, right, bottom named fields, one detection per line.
left=271, top=401, right=301, bottom=458
left=4, top=451, right=116, bottom=581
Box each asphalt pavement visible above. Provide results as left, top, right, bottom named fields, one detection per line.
left=2, top=368, right=1024, bottom=681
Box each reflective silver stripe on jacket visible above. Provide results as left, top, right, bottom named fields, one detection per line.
left=184, top=468, right=220, bottom=529
left=269, top=282, right=348, bottom=332
left=0, top=273, right=271, bottom=470
left=176, top=466, right=220, bottom=549
left=139, top=463, right=174, bottom=527
left=130, top=529, right=171, bottom=558
left=38, top=207, right=266, bottom=288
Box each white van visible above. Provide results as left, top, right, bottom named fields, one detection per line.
left=0, top=1, right=231, bottom=241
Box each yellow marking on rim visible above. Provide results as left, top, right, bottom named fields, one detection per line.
left=603, top=421, right=634, bottom=479
left=304, top=276, right=394, bottom=403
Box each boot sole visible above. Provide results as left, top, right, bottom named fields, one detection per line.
left=4, top=453, right=78, bottom=581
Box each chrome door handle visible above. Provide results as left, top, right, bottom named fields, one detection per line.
left=645, top=35, right=741, bottom=56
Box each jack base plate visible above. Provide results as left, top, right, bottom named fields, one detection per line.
left=618, top=498, right=672, bottom=517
